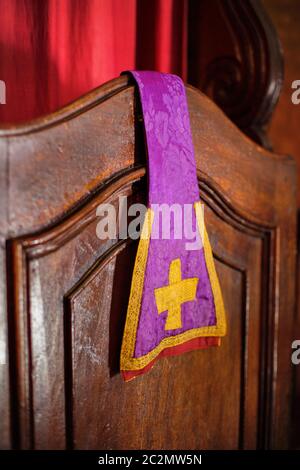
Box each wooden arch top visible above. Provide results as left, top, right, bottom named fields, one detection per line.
left=0, top=75, right=296, bottom=450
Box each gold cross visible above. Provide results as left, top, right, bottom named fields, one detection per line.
left=154, top=258, right=198, bottom=330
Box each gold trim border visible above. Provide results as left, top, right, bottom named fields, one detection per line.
left=120, top=202, right=227, bottom=371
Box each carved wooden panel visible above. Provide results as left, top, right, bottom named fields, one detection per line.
left=0, top=76, right=296, bottom=449
left=7, top=175, right=275, bottom=450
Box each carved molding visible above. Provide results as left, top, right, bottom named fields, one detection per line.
left=0, top=76, right=131, bottom=137
left=199, top=176, right=278, bottom=449
left=188, top=0, right=283, bottom=148
left=6, top=169, right=278, bottom=448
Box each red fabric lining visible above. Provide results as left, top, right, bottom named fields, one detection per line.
left=122, top=337, right=221, bottom=381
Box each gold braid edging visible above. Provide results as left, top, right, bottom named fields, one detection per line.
left=120, top=203, right=227, bottom=371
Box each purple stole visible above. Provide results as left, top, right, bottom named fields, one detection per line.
left=121, top=71, right=226, bottom=381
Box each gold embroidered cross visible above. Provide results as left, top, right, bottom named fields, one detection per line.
left=154, top=258, right=198, bottom=330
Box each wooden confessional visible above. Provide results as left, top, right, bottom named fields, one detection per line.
left=0, top=0, right=297, bottom=450
left=0, top=74, right=296, bottom=449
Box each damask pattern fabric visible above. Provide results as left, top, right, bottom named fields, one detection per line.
left=120, top=71, right=226, bottom=381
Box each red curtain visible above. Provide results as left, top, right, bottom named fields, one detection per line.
left=0, top=0, right=187, bottom=123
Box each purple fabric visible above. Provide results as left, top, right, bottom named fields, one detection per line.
left=129, top=71, right=216, bottom=358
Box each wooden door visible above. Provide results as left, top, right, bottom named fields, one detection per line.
left=0, top=76, right=296, bottom=450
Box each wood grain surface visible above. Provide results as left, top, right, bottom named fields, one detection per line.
left=0, top=75, right=297, bottom=449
